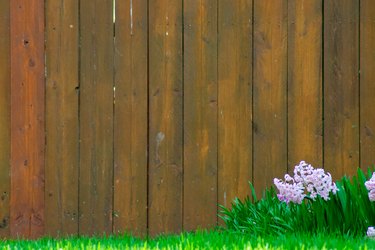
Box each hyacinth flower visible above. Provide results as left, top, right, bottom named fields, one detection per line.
left=368, top=227, right=375, bottom=238
left=274, top=161, right=338, bottom=204
left=365, top=172, right=375, bottom=201
left=273, top=176, right=305, bottom=204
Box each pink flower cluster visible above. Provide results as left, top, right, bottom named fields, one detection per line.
left=367, top=227, right=375, bottom=238
left=365, top=173, right=375, bottom=201
left=274, top=161, right=338, bottom=204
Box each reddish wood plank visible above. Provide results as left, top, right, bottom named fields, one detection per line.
left=45, top=0, right=79, bottom=236
left=288, top=0, right=323, bottom=169
left=253, top=0, right=288, bottom=196
left=0, top=0, right=10, bottom=238
left=148, top=0, right=183, bottom=236
left=184, top=0, right=218, bottom=231
left=10, top=0, right=45, bottom=238
left=360, top=0, right=375, bottom=170
left=79, top=0, right=114, bottom=235
left=324, top=0, right=359, bottom=179
left=113, top=0, right=148, bottom=236
left=217, top=0, right=252, bottom=211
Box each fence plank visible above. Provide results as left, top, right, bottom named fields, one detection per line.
left=184, top=0, right=218, bottom=231
left=10, top=0, right=45, bottom=238
left=149, top=0, right=183, bottom=236
left=0, top=0, right=10, bottom=238
left=360, top=0, right=375, bottom=170
left=79, top=0, right=114, bottom=235
left=288, top=0, right=323, bottom=169
left=217, top=0, right=252, bottom=210
left=253, top=0, right=288, bottom=195
left=45, top=0, right=79, bottom=236
left=113, top=0, right=148, bottom=236
left=324, top=0, right=359, bottom=179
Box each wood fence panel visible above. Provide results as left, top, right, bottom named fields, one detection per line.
left=288, top=0, right=323, bottom=170
left=253, top=0, right=288, bottom=195
left=149, top=0, right=183, bottom=236
left=0, top=0, right=10, bottom=238
left=217, top=0, right=252, bottom=210
left=184, top=0, right=218, bottom=231
left=114, top=0, right=148, bottom=236
left=79, top=0, right=114, bottom=235
left=45, top=0, right=79, bottom=236
left=324, top=0, right=359, bottom=179
left=10, top=0, right=45, bottom=238
left=360, top=0, right=375, bottom=170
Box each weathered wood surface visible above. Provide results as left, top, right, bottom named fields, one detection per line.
left=45, top=0, right=79, bottom=236
left=79, top=0, right=114, bottom=235
left=360, top=0, right=375, bottom=170
left=10, top=0, right=45, bottom=238
left=114, top=0, right=148, bottom=236
left=253, top=0, right=288, bottom=195
left=148, top=0, right=183, bottom=236
left=324, top=0, right=359, bottom=178
left=288, top=0, right=323, bottom=170
left=217, top=0, right=252, bottom=210
left=0, top=0, right=10, bottom=238
left=184, top=0, right=218, bottom=231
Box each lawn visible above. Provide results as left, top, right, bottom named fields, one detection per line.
left=1, top=230, right=375, bottom=250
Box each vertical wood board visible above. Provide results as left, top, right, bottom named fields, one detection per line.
left=114, top=0, right=148, bottom=236
left=217, top=0, right=252, bottom=210
left=45, top=0, right=79, bottom=236
left=0, top=0, right=10, bottom=238
left=10, top=0, right=45, bottom=238
left=148, top=0, right=183, bottom=236
left=324, top=0, right=359, bottom=179
left=79, top=0, right=114, bottom=235
left=253, top=0, right=288, bottom=195
left=360, top=0, right=375, bottom=169
left=288, top=0, right=323, bottom=170
left=184, top=0, right=218, bottom=231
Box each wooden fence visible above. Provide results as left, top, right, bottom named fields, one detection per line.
left=0, top=0, right=374, bottom=239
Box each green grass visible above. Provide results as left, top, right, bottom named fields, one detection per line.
left=1, top=230, right=375, bottom=249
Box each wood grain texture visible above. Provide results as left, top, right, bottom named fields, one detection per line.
left=114, top=0, right=148, bottom=236
left=288, top=0, right=323, bottom=169
left=0, top=0, right=10, bottom=238
left=184, top=0, right=218, bottom=231
left=217, top=0, right=252, bottom=210
left=148, top=0, right=183, bottom=236
left=45, top=0, right=79, bottom=236
left=10, top=0, right=45, bottom=238
left=253, top=0, right=288, bottom=196
left=79, top=0, right=114, bottom=235
left=360, top=0, right=375, bottom=169
left=324, top=0, right=359, bottom=179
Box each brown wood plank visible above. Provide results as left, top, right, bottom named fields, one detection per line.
left=324, top=0, right=359, bottom=179
left=10, top=0, right=45, bottom=238
left=0, top=0, right=10, bottom=238
left=113, top=0, right=148, bottom=236
left=184, top=0, right=218, bottom=231
left=217, top=0, right=252, bottom=210
left=288, top=0, right=323, bottom=169
left=360, top=0, right=375, bottom=170
left=148, top=0, right=183, bottom=236
left=253, top=0, right=288, bottom=196
left=79, top=0, right=114, bottom=235
left=45, top=0, right=79, bottom=236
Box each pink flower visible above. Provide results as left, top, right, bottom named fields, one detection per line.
left=274, top=161, right=338, bottom=204
left=365, top=173, right=375, bottom=202
left=367, top=226, right=375, bottom=237
left=274, top=178, right=305, bottom=204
